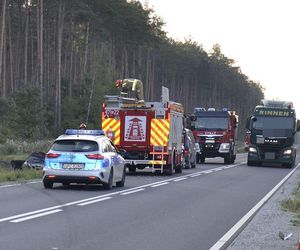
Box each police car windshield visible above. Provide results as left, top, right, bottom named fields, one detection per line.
left=194, top=117, right=228, bottom=130
left=51, top=140, right=99, bottom=152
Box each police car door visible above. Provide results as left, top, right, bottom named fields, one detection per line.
left=107, top=140, right=123, bottom=180
left=102, top=140, right=120, bottom=180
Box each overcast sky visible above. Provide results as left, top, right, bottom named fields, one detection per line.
left=145, top=0, right=300, bottom=116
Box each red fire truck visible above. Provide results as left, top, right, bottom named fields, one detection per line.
left=101, top=87, right=184, bottom=175
left=188, top=108, right=238, bottom=164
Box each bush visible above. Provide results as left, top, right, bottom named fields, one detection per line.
left=0, top=139, right=53, bottom=156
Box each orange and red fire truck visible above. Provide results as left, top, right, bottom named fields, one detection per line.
left=101, top=87, right=184, bottom=175
left=188, top=108, right=238, bottom=164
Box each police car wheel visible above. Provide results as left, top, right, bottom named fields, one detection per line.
left=43, top=180, right=53, bottom=189
left=103, top=169, right=113, bottom=190
left=116, top=167, right=126, bottom=187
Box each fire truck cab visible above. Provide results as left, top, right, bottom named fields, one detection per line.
left=188, top=108, right=238, bottom=164
left=101, top=87, right=184, bottom=175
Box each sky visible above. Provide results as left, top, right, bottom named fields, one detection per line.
left=144, top=0, right=300, bottom=116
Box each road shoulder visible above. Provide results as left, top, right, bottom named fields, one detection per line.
left=227, top=167, right=300, bottom=250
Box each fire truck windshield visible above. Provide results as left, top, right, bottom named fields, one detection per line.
left=194, top=117, right=228, bottom=130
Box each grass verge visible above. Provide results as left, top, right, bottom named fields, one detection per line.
left=0, top=169, right=43, bottom=183
left=281, top=181, right=300, bottom=226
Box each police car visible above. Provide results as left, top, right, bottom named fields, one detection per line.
left=43, top=129, right=126, bottom=189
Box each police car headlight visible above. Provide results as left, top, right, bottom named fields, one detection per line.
left=283, top=149, right=292, bottom=155
left=249, top=147, right=257, bottom=153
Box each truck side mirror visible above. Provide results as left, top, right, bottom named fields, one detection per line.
left=297, top=119, right=300, bottom=132
left=246, top=117, right=251, bottom=130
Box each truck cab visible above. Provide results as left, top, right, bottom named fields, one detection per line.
left=246, top=99, right=300, bottom=167
left=189, top=108, right=238, bottom=164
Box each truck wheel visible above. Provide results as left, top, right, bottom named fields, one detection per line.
left=196, top=154, right=200, bottom=164
left=128, top=166, right=136, bottom=173
left=200, top=157, right=205, bottom=163
left=224, top=152, right=233, bottom=164
left=164, top=164, right=173, bottom=175
left=175, top=163, right=182, bottom=173
left=185, top=158, right=191, bottom=169
left=247, top=161, right=253, bottom=166
left=230, top=155, right=236, bottom=164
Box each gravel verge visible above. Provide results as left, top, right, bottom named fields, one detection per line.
left=227, top=167, right=300, bottom=250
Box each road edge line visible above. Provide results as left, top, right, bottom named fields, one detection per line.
left=210, top=163, right=300, bottom=250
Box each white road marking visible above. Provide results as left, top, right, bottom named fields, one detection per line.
left=0, top=163, right=242, bottom=223
left=26, top=181, right=42, bottom=184
left=203, top=170, right=213, bottom=174
left=121, top=188, right=145, bottom=195
left=190, top=173, right=203, bottom=177
left=0, top=184, right=21, bottom=189
left=210, top=163, right=300, bottom=250
left=77, top=197, right=112, bottom=206
left=151, top=182, right=169, bottom=187
left=173, top=177, right=187, bottom=182
left=10, top=209, right=63, bottom=223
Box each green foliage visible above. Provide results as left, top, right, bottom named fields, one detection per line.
left=0, top=0, right=264, bottom=141
left=281, top=181, right=300, bottom=226
left=0, top=169, right=43, bottom=183
left=0, top=140, right=52, bottom=156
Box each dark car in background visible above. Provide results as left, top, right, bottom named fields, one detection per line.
left=23, top=152, right=45, bottom=170
left=182, top=128, right=197, bottom=169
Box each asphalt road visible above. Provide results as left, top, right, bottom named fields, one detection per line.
left=0, top=153, right=297, bottom=250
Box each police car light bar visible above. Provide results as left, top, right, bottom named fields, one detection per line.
left=65, top=129, right=105, bottom=136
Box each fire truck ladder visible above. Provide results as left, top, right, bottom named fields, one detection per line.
left=152, top=110, right=166, bottom=174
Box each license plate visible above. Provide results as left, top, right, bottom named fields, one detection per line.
left=62, top=163, right=84, bottom=170
left=265, top=152, right=275, bottom=160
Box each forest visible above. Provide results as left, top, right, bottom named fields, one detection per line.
left=0, top=0, right=264, bottom=142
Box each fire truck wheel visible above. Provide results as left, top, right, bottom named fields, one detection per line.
left=128, top=166, right=136, bottom=173
left=191, top=161, right=196, bottom=168
left=185, top=159, right=191, bottom=169
left=200, top=157, right=205, bottom=164
left=175, top=164, right=182, bottom=173
left=164, top=164, right=173, bottom=175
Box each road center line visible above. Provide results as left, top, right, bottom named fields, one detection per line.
left=151, top=182, right=169, bottom=187
left=173, top=177, right=187, bottom=182
left=10, top=209, right=63, bottom=223
left=77, top=197, right=112, bottom=206
left=190, top=174, right=202, bottom=177
left=121, top=188, right=145, bottom=195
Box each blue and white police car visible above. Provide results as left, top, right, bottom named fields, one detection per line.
left=43, top=129, right=126, bottom=189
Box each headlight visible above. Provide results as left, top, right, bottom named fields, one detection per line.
left=249, top=147, right=257, bottom=153
left=220, top=143, right=230, bottom=150
left=283, top=149, right=292, bottom=155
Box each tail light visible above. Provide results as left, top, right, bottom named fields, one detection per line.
left=184, top=149, right=189, bottom=155
left=85, top=154, right=104, bottom=160
left=46, top=153, right=61, bottom=158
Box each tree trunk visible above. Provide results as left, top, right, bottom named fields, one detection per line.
left=56, top=1, right=65, bottom=131
left=0, top=0, right=7, bottom=95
